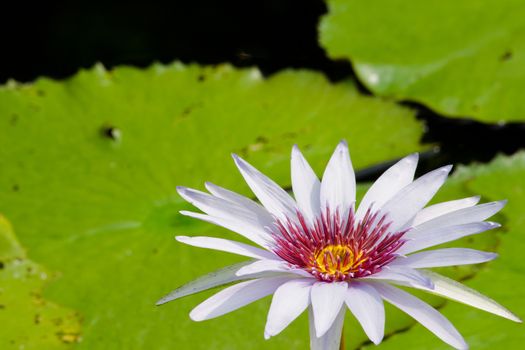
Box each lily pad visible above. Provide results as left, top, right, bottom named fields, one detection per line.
left=362, top=152, right=525, bottom=349
left=0, top=215, right=81, bottom=349
left=0, top=63, right=425, bottom=349
left=320, top=0, right=525, bottom=123
left=340, top=166, right=504, bottom=349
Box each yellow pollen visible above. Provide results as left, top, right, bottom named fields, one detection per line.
left=313, top=244, right=368, bottom=276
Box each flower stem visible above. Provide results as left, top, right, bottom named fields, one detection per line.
left=339, top=325, right=345, bottom=350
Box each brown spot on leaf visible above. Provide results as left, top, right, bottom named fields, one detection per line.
left=500, top=50, right=513, bottom=61
left=10, top=114, right=18, bottom=125
left=248, top=136, right=268, bottom=152
left=181, top=107, right=193, bottom=118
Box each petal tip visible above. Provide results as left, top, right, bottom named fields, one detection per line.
left=291, top=144, right=303, bottom=160
left=176, top=186, right=188, bottom=194
left=370, top=336, right=383, bottom=345
left=442, top=164, right=453, bottom=173
left=505, top=311, right=523, bottom=323
left=231, top=153, right=241, bottom=163
left=189, top=310, right=205, bottom=322
left=406, top=152, right=419, bottom=163
left=232, top=153, right=250, bottom=170
left=336, top=139, right=349, bottom=152
left=457, top=341, right=469, bottom=350
left=487, top=221, right=501, bottom=229
left=487, top=252, right=499, bottom=260
left=175, top=235, right=190, bottom=243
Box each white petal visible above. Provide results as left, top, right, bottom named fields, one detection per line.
left=311, top=281, right=348, bottom=337
left=362, top=266, right=434, bottom=289
left=373, top=282, right=468, bottom=350
left=190, top=276, right=292, bottom=321
left=379, top=165, right=452, bottom=232
left=236, top=259, right=287, bottom=275
left=320, top=141, right=356, bottom=216
left=235, top=259, right=312, bottom=278
left=265, top=279, right=314, bottom=338
left=291, top=145, right=321, bottom=224
left=390, top=248, right=498, bottom=268
left=356, top=154, right=418, bottom=221
left=178, top=186, right=274, bottom=238
left=156, top=261, right=293, bottom=305
left=232, top=154, right=298, bottom=220
left=410, top=200, right=506, bottom=233
left=417, top=271, right=522, bottom=323
left=204, top=181, right=275, bottom=225
left=180, top=210, right=270, bottom=247
left=176, top=236, right=277, bottom=260
left=409, top=196, right=480, bottom=227
left=205, top=181, right=269, bottom=213
left=345, top=282, right=385, bottom=344
left=399, top=222, right=500, bottom=254
left=309, top=304, right=346, bottom=350
left=178, top=186, right=273, bottom=225
left=156, top=261, right=253, bottom=305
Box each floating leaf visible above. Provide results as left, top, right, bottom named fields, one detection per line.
left=0, top=216, right=81, bottom=349
left=361, top=152, right=525, bottom=349
left=320, top=0, right=525, bottom=123
left=0, top=63, right=425, bottom=349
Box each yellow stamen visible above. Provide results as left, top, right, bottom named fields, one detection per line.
left=313, top=244, right=367, bottom=276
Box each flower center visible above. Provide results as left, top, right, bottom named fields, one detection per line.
left=271, top=207, right=409, bottom=282
left=313, top=244, right=367, bottom=277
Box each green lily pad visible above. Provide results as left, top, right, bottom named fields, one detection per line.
left=320, top=0, right=525, bottom=123
left=0, top=63, right=425, bottom=349
left=340, top=166, right=504, bottom=349
left=362, top=152, right=525, bottom=349
left=0, top=215, right=81, bottom=349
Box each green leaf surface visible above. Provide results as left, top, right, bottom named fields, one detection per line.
left=320, top=0, right=525, bottom=123
left=340, top=164, right=505, bottom=349
left=0, top=215, right=81, bottom=349
left=362, top=153, right=525, bottom=349
left=0, top=63, right=425, bottom=349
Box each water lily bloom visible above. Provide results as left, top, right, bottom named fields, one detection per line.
left=157, top=141, right=521, bottom=349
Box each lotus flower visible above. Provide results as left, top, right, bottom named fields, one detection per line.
left=157, top=141, right=520, bottom=349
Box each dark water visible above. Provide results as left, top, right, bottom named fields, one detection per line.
left=2, top=0, right=524, bottom=176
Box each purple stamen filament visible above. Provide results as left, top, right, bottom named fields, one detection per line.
left=271, top=207, right=408, bottom=282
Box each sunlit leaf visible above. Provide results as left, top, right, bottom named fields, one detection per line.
left=0, top=63, right=425, bottom=349
left=320, top=0, right=525, bottom=122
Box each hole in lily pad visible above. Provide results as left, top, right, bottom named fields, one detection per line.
left=100, top=126, right=122, bottom=141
